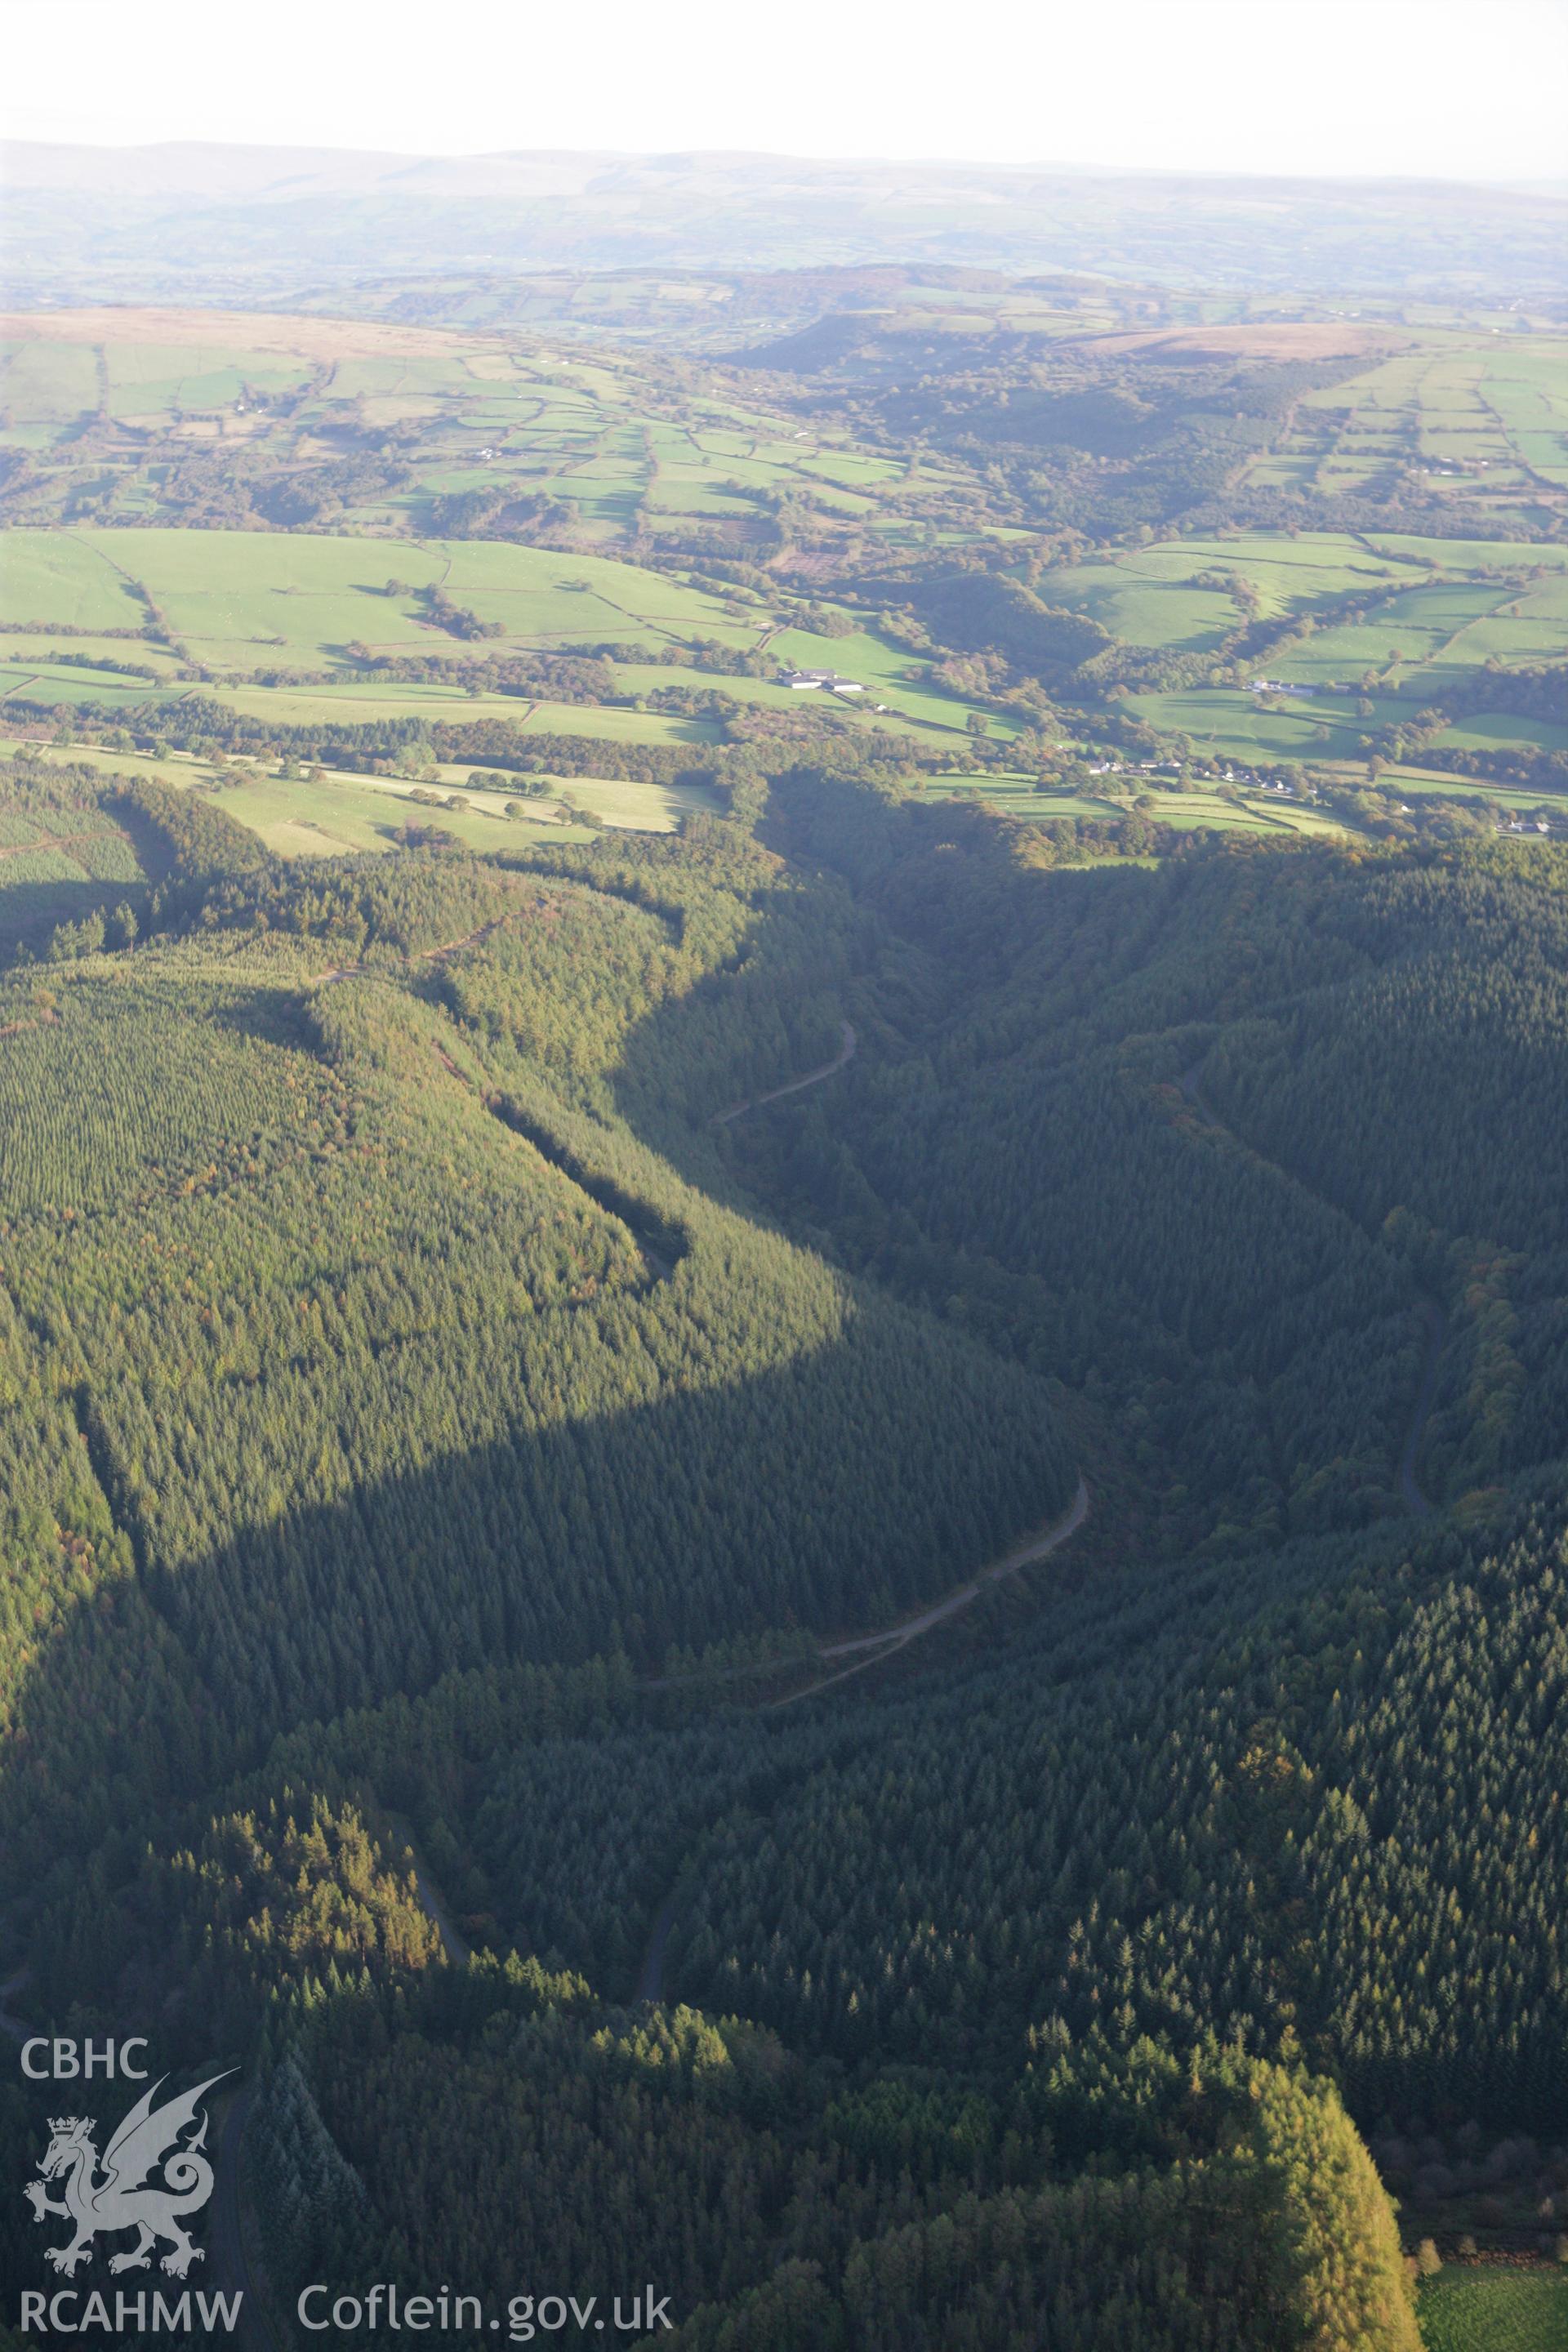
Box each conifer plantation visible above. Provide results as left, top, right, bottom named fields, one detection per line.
left=0, top=734, right=1563, bottom=2347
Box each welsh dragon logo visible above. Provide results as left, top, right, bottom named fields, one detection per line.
left=24, top=2073, right=232, bottom=2278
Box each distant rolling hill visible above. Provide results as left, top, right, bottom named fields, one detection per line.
left=3, top=140, right=1565, bottom=304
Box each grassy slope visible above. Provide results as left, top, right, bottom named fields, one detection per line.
left=16, top=742, right=716, bottom=854
left=0, top=525, right=1013, bottom=744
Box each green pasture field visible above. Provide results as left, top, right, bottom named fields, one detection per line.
left=207, top=679, right=720, bottom=746
left=1041, top=532, right=1419, bottom=639
left=927, top=769, right=1355, bottom=840
left=105, top=343, right=314, bottom=418
left=476, top=697, right=722, bottom=746
left=207, top=773, right=574, bottom=859
left=1040, top=559, right=1241, bottom=650
left=1434, top=713, right=1568, bottom=754
left=1120, top=530, right=1410, bottom=599
left=1383, top=764, right=1565, bottom=804
left=1125, top=685, right=1386, bottom=763
left=22, top=739, right=715, bottom=858
left=536, top=773, right=720, bottom=829
left=605, top=661, right=935, bottom=740
left=436, top=538, right=746, bottom=643
left=1114, top=788, right=1351, bottom=836
left=0, top=338, right=103, bottom=421
left=0, top=532, right=147, bottom=631
left=0, top=630, right=185, bottom=671
left=5, top=518, right=1549, bottom=783
left=0, top=332, right=312, bottom=434
left=1, top=524, right=435, bottom=655
left=933, top=784, right=1118, bottom=821
left=0, top=528, right=746, bottom=668
left=0, top=661, right=186, bottom=710
left=603, top=642, right=1000, bottom=739
left=1031, top=528, right=1562, bottom=771
left=1419, top=2265, right=1568, bottom=2352
left=1490, top=359, right=1568, bottom=490
left=1366, top=533, right=1568, bottom=570
left=1264, top=587, right=1518, bottom=688
left=0, top=522, right=1013, bottom=746
left=1437, top=572, right=1568, bottom=655
left=1164, top=789, right=1350, bottom=837
left=1311, top=762, right=1566, bottom=829
left=800, top=449, right=902, bottom=488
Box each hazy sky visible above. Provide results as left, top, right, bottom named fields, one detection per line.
left=3, top=0, right=1566, bottom=183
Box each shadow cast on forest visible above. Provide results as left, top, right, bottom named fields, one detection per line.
left=3, top=1283, right=1071, bottom=1904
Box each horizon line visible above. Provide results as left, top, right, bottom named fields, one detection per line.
left=2, top=133, right=1564, bottom=198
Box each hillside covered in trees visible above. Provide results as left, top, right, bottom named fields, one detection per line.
left=0, top=741, right=1562, bottom=2349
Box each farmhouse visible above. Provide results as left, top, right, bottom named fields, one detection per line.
left=780, top=668, right=865, bottom=695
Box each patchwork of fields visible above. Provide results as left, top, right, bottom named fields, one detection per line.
left=0, top=523, right=1017, bottom=746
left=0, top=313, right=1561, bottom=844
left=0, top=312, right=976, bottom=550
left=2, top=514, right=1560, bottom=831
left=1043, top=529, right=1568, bottom=764
left=1242, top=330, right=1568, bottom=525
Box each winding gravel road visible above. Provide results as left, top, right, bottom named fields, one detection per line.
left=635, top=1479, right=1091, bottom=1999
left=783, top=1477, right=1092, bottom=1705
left=711, top=1021, right=858, bottom=1125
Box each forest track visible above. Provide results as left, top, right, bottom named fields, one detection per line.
left=1399, top=1299, right=1444, bottom=1516
left=711, top=1019, right=857, bottom=1125
left=0, top=827, right=131, bottom=858
left=209, top=2087, right=283, bottom=2352
left=306, top=914, right=506, bottom=987
left=819, top=1477, right=1090, bottom=1659
left=1177, top=1059, right=1445, bottom=1517
left=639, top=1477, right=1089, bottom=1701
left=371, top=1809, right=472, bottom=1967
left=635, top=1480, right=1090, bottom=2000
left=771, top=1477, right=1090, bottom=1707
left=404, top=1838, right=473, bottom=1967
left=635, top=1889, right=681, bottom=2005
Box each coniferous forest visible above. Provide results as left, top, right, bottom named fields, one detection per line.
left=0, top=744, right=1565, bottom=2349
